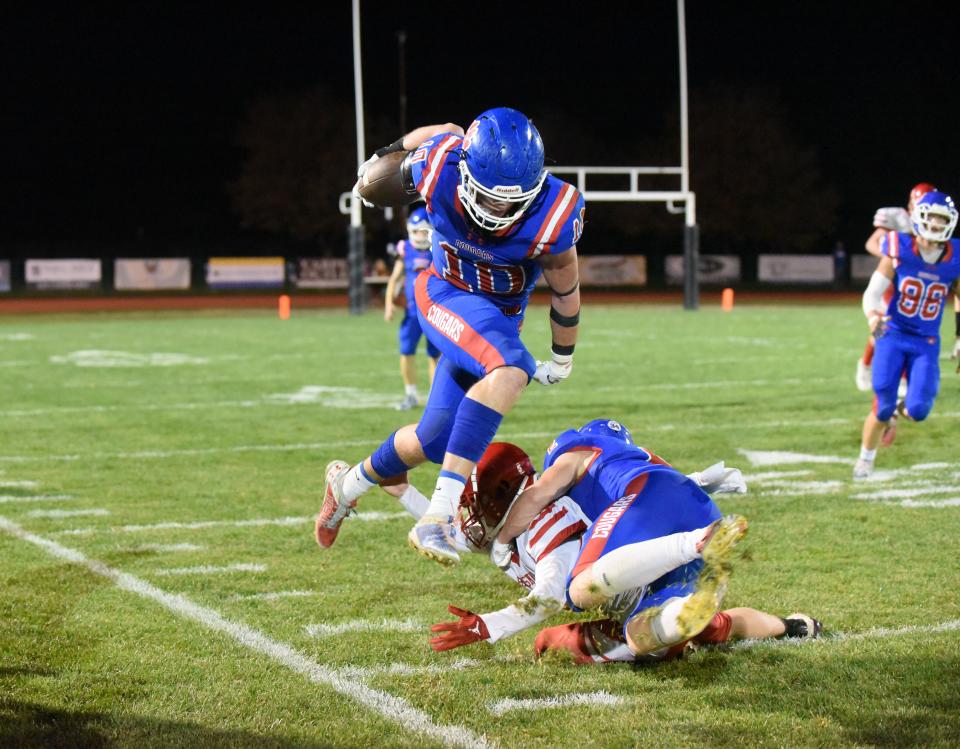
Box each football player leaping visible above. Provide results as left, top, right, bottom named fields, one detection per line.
left=380, top=440, right=819, bottom=661
left=854, top=190, right=960, bottom=479
left=383, top=205, right=440, bottom=410
left=318, top=108, right=584, bottom=566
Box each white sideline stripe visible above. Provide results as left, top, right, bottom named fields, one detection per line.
left=0, top=480, right=40, bottom=488
left=50, top=511, right=402, bottom=536
left=0, top=516, right=492, bottom=749
left=306, top=619, right=422, bottom=638
left=487, top=691, right=625, bottom=716
left=741, top=470, right=812, bottom=482
left=127, top=543, right=206, bottom=553
left=233, top=590, right=317, bottom=601
left=0, top=494, right=73, bottom=503
left=732, top=619, right=960, bottom=651
left=853, top=485, right=960, bottom=500
left=155, top=563, right=266, bottom=576
left=739, top=450, right=854, bottom=467
left=27, top=508, right=109, bottom=518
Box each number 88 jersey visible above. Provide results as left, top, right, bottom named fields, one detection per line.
left=881, top=231, right=960, bottom=338
left=408, top=132, right=585, bottom=313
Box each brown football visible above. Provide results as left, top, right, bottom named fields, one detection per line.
left=356, top=150, right=408, bottom=207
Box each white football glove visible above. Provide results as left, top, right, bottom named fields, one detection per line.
left=356, top=152, right=379, bottom=179
left=687, top=461, right=747, bottom=495
left=351, top=181, right=374, bottom=209
left=533, top=353, right=573, bottom=386
left=873, top=206, right=912, bottom=234
left=490, top=539, right=513, bottom=570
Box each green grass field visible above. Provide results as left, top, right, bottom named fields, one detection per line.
left=1, top=303, right=958, bottom=748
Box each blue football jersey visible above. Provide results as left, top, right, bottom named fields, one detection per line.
left=396, top=239, right=432, bottom=312
left=408, top=133, right=585, bottom=313
left=880, top=231, right=960, bottom=338
left=542, top=429, right=676, bottom=521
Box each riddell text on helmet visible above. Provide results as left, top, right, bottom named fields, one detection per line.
left=427, top=304, right=465, bottom=342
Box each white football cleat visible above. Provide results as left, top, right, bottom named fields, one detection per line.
left=394, top=394, right=419, bottom=411
left=407, top=515, right=460, bottom=566
left=852, top=458, right=874, bottom=480
left=855, top=360, right=872, bottom=392
left=315, top=460, right=355, bottom=548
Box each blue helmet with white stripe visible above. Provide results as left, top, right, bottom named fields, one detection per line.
left=458, top=107, right=547, bottom=232
left=406, top=205, right=432, bottom=249
left=578, top=419, right=634, bottom=445
left=911, top=191, right=958, bottom=242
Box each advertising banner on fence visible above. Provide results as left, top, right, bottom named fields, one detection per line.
left=578, top=255, right=647, bottom=286
left=115, top=258, right=191, bottom=290
left=206, top=257, right=285, bottom=289
left=0, top=260, right=10, bottom=292
left=292, top=257, right=348, bottom=289
left=665, top=255, right=741, bottom=285
left=850, top=254, right=877, bottom=282
left=25, top=259, right=102, bottom=290
left=757, top=254, right=834, bottom=283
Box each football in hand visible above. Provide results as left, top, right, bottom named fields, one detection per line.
left=356, top=150, right=408, bottom=207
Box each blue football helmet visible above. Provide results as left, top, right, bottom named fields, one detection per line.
left=578, top=419, right=634, bottom=445
left=406, top=205, right=432, bottom=250
left=911, top=190, right=958, bottom=242
left=458, top=107, right=547, bottom=232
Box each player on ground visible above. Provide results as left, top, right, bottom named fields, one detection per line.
left=380, top=440, right=798, bottom=661
left=384, top=205, right=440, bottom=410
left=857, top=183, right=935, bottom=395
left=854, top=190, right=960, bottom=479
left=317, top=107, right=584, bottom=566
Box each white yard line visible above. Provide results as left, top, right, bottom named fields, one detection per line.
left=487, top=691, right=626, bottom=716
left=306, top=619, right=423, bottom=638
left=739, top=450, right=855, bottom=467
left=0, top=480, right=40, bottom=489
left=154, top=563, right=266, bottom=576
left=0, top=516, right=493, bottom=749
left=126, top=543, right=206, bottom=553
left=899, top=498, right=960, bottom=508
left=732, top=619, right=960, bottom=651
left=50, top=512, right=401, bottom=536
left=233, top=590, right=318, bottom=601
left=0, top=494, right=73, bottom=504
left=853, top=486, right=960, bottom=501
left=741, top=470, right=812, bottom=482
left=26, top=508, right=109, bottom=518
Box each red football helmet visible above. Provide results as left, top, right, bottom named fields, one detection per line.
left=909, top=183, right=937, bottom=212
left=458, top=442, right=535, bottom=551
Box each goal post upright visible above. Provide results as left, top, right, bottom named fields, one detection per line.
left=549, top=0, right=698, bottom=309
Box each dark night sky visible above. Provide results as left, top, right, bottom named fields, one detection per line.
left=2, top=2, right=959, bottom=254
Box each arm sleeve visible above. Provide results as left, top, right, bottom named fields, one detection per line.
left=480, top=541, right=579, bottom=643
left=863, top=271, right=892, bottom=318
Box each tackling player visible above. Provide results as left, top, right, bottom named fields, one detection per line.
left=381, top=441, right=816, bottom=661
left=317, top=108, right=584, bottom=566
left=383, top=205, right=440, bottom=410
left=857, top=183, right=935, bottom=396
left=854, top=190, right=960, bottom=479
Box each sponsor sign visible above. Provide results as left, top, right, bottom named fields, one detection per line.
left=665, top=254, right=741, bottom=285
left=757, top=254, right=834, bottom=283
left=115, top=258, right=191, bottom=290
left=206, top=257, right=285, bottom=289
left=851, top=254, right=878, bottom=282
left=578, top=255, right=647, bottom=287
left=292, top=257, right=349, bottom=289
left=0, top=260, right=9, bottom=292
left=25, top=259, right=102, bottom=290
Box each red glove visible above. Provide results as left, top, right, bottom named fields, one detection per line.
left=429, top=605, right=490, bottom=652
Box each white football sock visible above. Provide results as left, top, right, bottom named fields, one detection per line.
left=649, top=595, right=691, bottom=646
left=424, top=475, right=465, bottom=520
left=340, top=464, right=375, bottom=504
left=859, top=447, right=877, bottom=462
left=404, top=384, right=418, bottom=397
left=589, top=527, right=707, bottom=596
